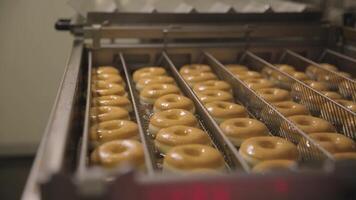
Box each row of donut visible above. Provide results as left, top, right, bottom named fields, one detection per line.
left=180, top=64, right=303, bottom=173
left=132, top=67, right=226, bottom=174
left=224, top=64, right=356, bottom=160
left=88, top=66, right=146, bottom=169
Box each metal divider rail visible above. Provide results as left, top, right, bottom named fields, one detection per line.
left=120, top=51, right=250, bottom=173
left=277, top=50, right=356, bottom=139
left=203, top=52, right=334, bottom=165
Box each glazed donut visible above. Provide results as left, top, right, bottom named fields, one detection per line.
left=182, top=72, right=218, bottom=86
left=232, top=71, right=263, bottom=80
left=90, top=120, right=139, bottom=145
left=274, top=64, right=296, bottom=73
left=90, top=139, right=144, bottom=168
left=133, top=67, right=167, bottom=82
left=239, top=136, right=298, bottom=166
left=92, top=95, right=132, bottom=112
left=306, top=63, right=338, bottom=78
left=252, top=160, right=297, bottom=173
left=139, top=84, right=180, bottom=104
left=179, top=64, right=212, bottom=75
left=225, top=64, right=248, bottom=74
left=256, top=88, right=291, bottom=103
left=93, top=73, right=125, bottom=86
left=244, top=78, right=275, bottom=90
left=92, top=81, right=127, bottom=96
left=196, top=90, right=233, bottom=104
left=320, top=91, right=343, bottom=100
left=153, top=94, right=195, bottom=113
left=272, top=101, right=309, bottom=117
left=93, top=66, right=119, bottom=75
left=163, top=144, right=225, bottom=173
left=287, top=115, right=335, bottom=134
left=90, top=106, right=129, bottom=123
left=155, top=125, right=211, bottom=154
left=307, top=132, right=356, bottom=153
left=149, top=109, right=198, bottom=137
left=205, top=101, right=248, bottom=124
left=334, top=152, right=356, bottom=160
left=303, top=80, right=330, bottom=91
left=193, top=80, right=232, bottom=93
left=220, top=118, right=269, bottom=146
left=136, top=76, right=175, bottom=91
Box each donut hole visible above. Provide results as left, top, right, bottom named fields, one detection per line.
left=166, top=114, right=179, bottom=120
left=276, top=104, right=291, bottom=109
left=259, top=141, right=276, bottom=149
left=295, top=119, right=311, bottom=126
left=110, top=145, right=127, bottom=154
left=316, top=136, right=332, bottom=142
left=166, top=97, right=177, bottom=103
left=174, top=129, right=188, bottom=136
left=183, top=148, right=201, bottom=157
left=216, top=103, right=228, bottom=109
left=233, top=121, right=249, bottom=127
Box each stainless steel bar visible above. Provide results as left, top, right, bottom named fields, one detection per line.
left=162, top=52, right=250, bottom=172
left=203, top=52, right=334, bottom=164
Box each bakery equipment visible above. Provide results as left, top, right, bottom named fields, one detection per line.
left=23, top=9, right=356, bottom=200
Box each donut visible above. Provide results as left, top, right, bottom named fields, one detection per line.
left=306, top=63, right=338, bottom=78
left=153, top=94, right=195, bottom=113
left=93, top=66, right=119, bottom=75
left=272, top=101, right=309, bottom=117
left=256, top=88, right=291, bottom=103
left=252, top=160, right=297, bottom=173
left=90, top=106, right=129, bottom=123
left=287, top=115, right=335, bottom=134
left=304, top=80, right=330, bottom=91
left=92, top=95, right=132, bottom=112
left=220, top=118, right=269, bottom=146
left=163, top=144, right=225, bottom=173
left=290, top=72, right=310, bottom=81
left=93, top=73, right=125, bottom=86
left=90, top=120, right=139, bottom=145
left=244, top=78, right=275, bottom=90
left=149, top=109, right=198, bottom=137
left=182, top=72, right=218, bottom=86
left=196, top=90, right=233, bottom=104
left=274, top=64, right=296, bottom=73
left=179, top=64, right=212, bottom=75
left=139, top=84, right=180, bottom=104
left=91, top=81, right=127, bottom=96
left=225, top=64, right=248, bottom=74
left=239, top=136, right=298, bottom=166
left=133, top=67, right=167, bottom=82
left=232, top=71, right=263, bottom=80
left=90, top=140, right=144, bottom=168
left=320, top=91, right=343, bottom=100
left=193, top=80, right=232, bottom=93
left=307, top=132, right=356, bottom=153
left=205, top=101, right=248, bottom=124
left=155, top=125, right=211, bottom=154
left=136, top=76, right=175, bottom=91
left=334, top=152, right=356, bottom=160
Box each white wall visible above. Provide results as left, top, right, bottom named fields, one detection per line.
left=0, top=1, right=74, bottom=155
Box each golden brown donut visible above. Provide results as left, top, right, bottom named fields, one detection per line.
left=149, top=109, right=198, bottom=137
left=244, top=78, right=275, bottom=90
left=232, top=71, right=263, bottom=80
left=155, top=125, right=211, bottom=154
left=90, top=106, right=129, bottom=123
left=334, top=152, right=356, bottom=160
left=153, top=94, right=195, bottom=113
left=274, top=64, right=296, bottom=73
left=225, top=64, right=249, bottom=74
left=307, top=132, right=356, bottom=153
left=90, top=139, right=144, bottom=168
left=220, top=118, right=269, bottom=146
left=92, top=73, right=125, bottom=86
left=306, top=63, right=338, bottom=78
left=193, top=80, right=232, bottom=93
left=320, top=91, right=343, bottom=100
left=140, top=84, right=180, bottom=104
left=304, top=80, right=330, bottom=91
left=252, top=160, right=297, bottom=173
left=290, top=72, right=310, bottom=81
left=93, top=66, right=119, bottom=75
left=239, top=136, right=298, bottom=166
left=92, top=81, right=127, bottom=97
left=196, top=90, right=234, bottom=104
left=163, top=144, right=225, bottom=173
left=92, top=95, right=132, bottom=112
left=182, top=72, right=218, bottom=86
left=179, top=64, right=212, bottom=75
left=272, top=101, right=309, bottom=117
left=133, top=67, right=167, bottom=82
left=136, top=76, right=175, bottom=91
left=256, top=88, right=291, bottom=103
left=205, top=101, right=248, bottom=124
left=90, top=120, right=139, bottom=145
left=288, top=115, right=335, bottom=134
